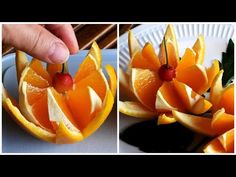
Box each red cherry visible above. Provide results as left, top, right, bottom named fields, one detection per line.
left=158, top=64, right=176, bottom=82
left=52, top=72, right=73, bottom=93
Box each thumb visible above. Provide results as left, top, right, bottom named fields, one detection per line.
left=2, top=24, right=69, bottom=64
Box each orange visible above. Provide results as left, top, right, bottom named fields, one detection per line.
left=192, top=34, right=205, bottom=64
left=66, top=86, right=102, bottom=130
left=210, top=70, right=234, bottom=114
left=159, top=40, right=179, bottom=68
left=131, top=68, right=162, bottom=110
left=159, top=24, right=179, bottom=61
left=3, top=42, right=116, bottom=144
left=30, top=58, right=52, bottom=84
left=16, top=50, right=28, bottom=83
left=119, top=101, right=156, bottom=118
left=74, top=42, right=101, bottom=82
left=128, top=30, right=142, bottom=59
left=176, top=48, right=196, bottom=73
left=211, top=108, right=234, bottom=135
left=74, top=54, right=98, bottom=82
left=172, top=110, right=216, bottom=136
left=176, top=64, right=208, bottom=94
left=218, top=84, right=234, bottom=114
left=204, top=129, right=234, bottom=153
left=130, top=42, right=161, bottom=71
left=74, top=70, right=108, bottom=101
left=156, top=81, right=185, bottom=112
left=157, top=113, right=176, bottom=125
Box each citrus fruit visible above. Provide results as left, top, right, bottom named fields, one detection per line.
left=211, top=108, right=234, bottom=135
left=172, top=110, right=216, bottom=136
left=119, top=101, right=156, bottom=118
left=157, top=113, right=176, bottom=125
left=3, top=42, right=116, bottom=144
left=192, top=34, right=205, bottom=64
left=131, top=68, right=162, bottom=110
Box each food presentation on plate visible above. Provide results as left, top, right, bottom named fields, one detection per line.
left=119, top=24, right=234, bottom=153
left=2, top=41, right=117, bottom=145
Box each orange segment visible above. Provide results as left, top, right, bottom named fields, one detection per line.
left=75, top=70, right=108, bottom=101
left=210, top=70, right=224, bottom=112
left=119, top=101, right=156, bottom=118
left=74, top=54, right=98, bottom=82
left=156, top=81, right=185, bottom=112
left=48, top=88, right=79, bottom=130
left=131, top=68, right=162, bottom=110
left=31, top=93, right=54, bottom=131
left=47, top=64, right=63, bottom=77
left=212, top=108, right=234, bottom=135
left=192, top=34, right=205, bottom=64
left=218, top=84, right=234, bottom=114
left=218, top=128, right=234, bottom=153
left=160, top=24, right=179, bottom=60
left=2, top=97, right=55, bottom=143
left=130, top=42, right=161, bottom=70
left=173, top=80, right=212, bottom=114
left=157, top=113, right=176, bottom=125
left=203, top=138, right=225, bottom=153
left=66, top=86, right=102, bottom=130
left=29, top=58, right=52, bottom=84
left=21, top=67, right=50, bottom=88
left=159, top=40, right=178, bottom=68
left=172, top=110, right=216, bottom=136
left=128, top=30, right=142, bottom=59
left=105, top=65, right=117, bottom=97
left=176, top=64, right=208, bottom=94
left=74, top=42, right=101, bottom=82
left=16, top=50, right=29, bottom=83
left=176, top=48, right=196, bottom=72
left=206, top=60, right=220, bottom=88
left=82, top=90, right=114, bottom=138
left=89, top=41, right=102, bottom=68
left=25, top=84, right=47, bottom=105
left=130, top=43, right=160, bottom=71
left=119, top=68, right=137, bottom=101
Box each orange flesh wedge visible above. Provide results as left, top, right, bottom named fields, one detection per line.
left=74, top=54, right=98, bottom=82
left=203, top=138, right=225, bottom=153
left=131, top=68, right=162, bottom=110
left=211, top=108, right=234, bottom=135
left=218, top=84, right=234, bottom=114
left=156, top=81, right=185, bottom=112
left=66, top=86, right=101, bottom=130
left=49, top=88, right=79, bottom=130
left=30, top=93, right=54, bottom=131
left=130, top=43, right=160, bottom=71
left=176, top=64, right=208, bottom=94
left=172, top=110, right=216, bottom=136
left=29, top=59, right=52, bottom=84
left=159, top=40, right=178, bottom=68
left=75, top=70, right=108, bottom=101
left=218, top=128, right=234, bottom=153
left=22, top=68, right=50, bottom=88
left=176, top=48, right=196, bottom=72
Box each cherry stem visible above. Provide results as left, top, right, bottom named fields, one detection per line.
left=163, top=36, right=169, bottom=67
left=62, top=63, right=65, bottom=74
left=61, top=62, right=69, bottom=74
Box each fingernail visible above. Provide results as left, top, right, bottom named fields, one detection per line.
left=48, top=42, right=69, bottom=64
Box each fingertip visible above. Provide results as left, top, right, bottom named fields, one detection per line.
left=47, top=42, right=70, bottom=64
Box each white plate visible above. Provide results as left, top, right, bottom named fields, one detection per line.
left=2, top=49, right=117, bottom=153
left=119, top=24, right=234, bottom=153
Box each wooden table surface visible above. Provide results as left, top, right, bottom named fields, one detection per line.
left=2, top=24, right=118, bottom=56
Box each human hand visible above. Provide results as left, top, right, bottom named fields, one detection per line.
left=2, top=24, right=79, bottom=64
